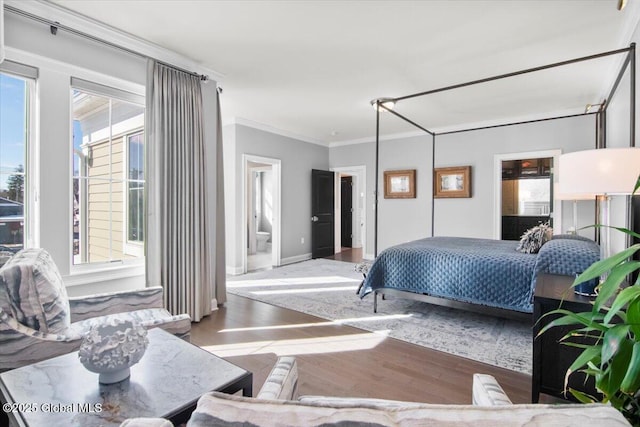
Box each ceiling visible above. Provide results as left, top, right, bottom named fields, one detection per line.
left=48, top=0, right=640, bottom=145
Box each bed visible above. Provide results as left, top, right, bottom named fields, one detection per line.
left=358, top=235, right=600, bottom=316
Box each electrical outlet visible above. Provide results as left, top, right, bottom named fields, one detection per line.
left=301, top=237, right=305, bottom=244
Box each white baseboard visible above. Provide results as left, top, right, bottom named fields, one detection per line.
left=226, top=265, right=244, bottom=276
left=281, top=253, right=312, bottom=266
left=364, top=253, right=375, bottom=260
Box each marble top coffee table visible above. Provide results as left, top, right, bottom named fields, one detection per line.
left=0, top=328, right=252, bottom=427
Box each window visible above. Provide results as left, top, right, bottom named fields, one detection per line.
left=125, top=131, right=144, bottom=256
left=71, top=79, right=145, bottom=265
left=0, top=62, right=36, bottom=253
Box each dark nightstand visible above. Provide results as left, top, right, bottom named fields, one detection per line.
left=532, top=273, right=600, bottom=403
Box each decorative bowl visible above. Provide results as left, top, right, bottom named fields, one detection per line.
left=78, top=318, right=149, bottom=384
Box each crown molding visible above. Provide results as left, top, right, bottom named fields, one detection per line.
left=329, top=130, right=427, bottom=148
left=330, top=107, right=593, bottom=147
left=5, top=0, right=224, bottom=81
left=227, top=117, right=329, bottom=147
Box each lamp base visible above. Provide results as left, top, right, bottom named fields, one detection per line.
left=574, top=275, right=599, bottom=297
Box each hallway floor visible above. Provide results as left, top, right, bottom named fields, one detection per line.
left=326, top=247, right=363, bottom=263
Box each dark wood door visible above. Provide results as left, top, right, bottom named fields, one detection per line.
left=311, top=169, right=335, bottom=258
left=341, top=176, right=353, bottom=248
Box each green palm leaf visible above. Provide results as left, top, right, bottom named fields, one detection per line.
left=607, top=340, right=633, bottom=396
left=601, top=325, right=631, bottom=364
left=537, top=310, right=607, bottom=337
left=576, top=244, right=640, bottom=288
left=605, top=285, right=640, bottom=324
left=627, top=299, right=640, bottom=338
left=620, top=342, right=640, bottom=394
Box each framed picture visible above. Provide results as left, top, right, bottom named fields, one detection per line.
left=434, top=166, right=471, bottom=198
left=384, top=169, right=416, bottom=199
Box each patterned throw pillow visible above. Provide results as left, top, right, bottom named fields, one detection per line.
left=0, top=248, right=71, bottom=333
left=516, top=222, right=552, bottom=254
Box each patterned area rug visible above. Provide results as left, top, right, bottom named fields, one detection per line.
left=227, top=258, right=532, bottom=374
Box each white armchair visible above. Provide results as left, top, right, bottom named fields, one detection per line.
left=0, top=248, right=191, bottom=371
left=121, top=357, right=629, bottom=426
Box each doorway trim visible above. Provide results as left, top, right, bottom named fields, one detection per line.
left=493, top=149, right=562, bottom=240
left=331, top=165, right=366, bottom=255
left=242, top=154, right=281, bottom=273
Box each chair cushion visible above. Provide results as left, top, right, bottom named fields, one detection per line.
left=69, top=308, right=180, bottom=335
left=298, top=395, right=426, bottom=409
left=185, top=392, right=629, bottom=427
left=472, top=373, right=513, bottom=406
left=0, top=248, right=70, bottom=333
left=256, top=356, right=298, bottom=400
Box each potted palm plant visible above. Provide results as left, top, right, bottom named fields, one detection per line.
left=538, top=177, right=640, bottom=425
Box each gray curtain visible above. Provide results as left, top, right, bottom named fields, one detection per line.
left=145, top=60, right=211, bottom=322
left=0, top=0, right=5, bottom=64
left=214, top=89, right=227, bottom=304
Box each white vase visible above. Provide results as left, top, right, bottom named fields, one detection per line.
left=78, top=318, right=149, bottom=384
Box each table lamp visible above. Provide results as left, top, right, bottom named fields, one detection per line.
left=559, top=147, right=640, bottom=261
left=554, top=182, right=594, bottom=235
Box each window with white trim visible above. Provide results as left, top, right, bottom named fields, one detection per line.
left=0, top=61, right=37, bottom=253
left=71, top=78, right=145, bottom=265
left=124, top=131, right=144, bottom=257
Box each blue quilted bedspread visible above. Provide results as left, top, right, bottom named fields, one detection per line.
left=359, top=236, right=600, bottom=313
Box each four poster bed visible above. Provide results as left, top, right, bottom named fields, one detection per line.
left=359, top=44, right=636, bottom=318
left=358, top=235, right=600, bottom=316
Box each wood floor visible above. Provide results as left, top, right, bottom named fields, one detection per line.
left=325, top=247, right=363, bottom=263
left=191, top=292, right=533, bottom=404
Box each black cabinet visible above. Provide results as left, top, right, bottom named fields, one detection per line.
left=502, top=216, right=550, bottom=240
left=532, top=274, right=600, bottom=403
left=502, top=158, right=551, bottom=179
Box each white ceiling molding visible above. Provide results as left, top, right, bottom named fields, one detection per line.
left=329, top=130, right=427, bottom=148
left=330, top=106, right=593, bottom=148
left=5, top=0, right=224, bottom=81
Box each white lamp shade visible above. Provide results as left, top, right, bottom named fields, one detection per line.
left=554, top=183, right=594, bottom=200
left=559, top=147, right=640, bottom=196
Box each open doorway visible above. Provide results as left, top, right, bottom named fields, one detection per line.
left=494, top=150, right=562, bottom=240
left=242, top=155, right=281, bottom=273
left=331, top=166, right=366, bottom=262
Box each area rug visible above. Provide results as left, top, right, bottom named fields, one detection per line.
left=227, top=258, right=532, bottom=374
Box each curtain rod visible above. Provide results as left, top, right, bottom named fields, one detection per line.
left=5, top=4, right=209, bottom=81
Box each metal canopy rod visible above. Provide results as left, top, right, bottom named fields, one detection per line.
left=628, top=43, right=636, bottom=249
left=431, top=134, right=435, bottom=237
left=5, top=4, right=209, bottom=80
left=393, top=46, right=631, bottom=103
left=378, top=103, right=434, bottom=136
left=630, top=43, right=636, bottom=147
left=374, top=102, right=381, bottom=257
left=605, top=52, right=631, bottom=110
left=436, top=111, right=597, bottom=136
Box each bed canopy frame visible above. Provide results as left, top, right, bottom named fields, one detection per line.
left=371, top=43, right=637, bottom=257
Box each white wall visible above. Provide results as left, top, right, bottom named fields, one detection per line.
left=434, top=116, right=596, bottom=238
left=224, top=124, right=329, bottom=273
left=329, top=115, right=597, bottom=255
left=4, top=9, right=220, bottom=296
left=604, top=31, right=638, bottom=254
